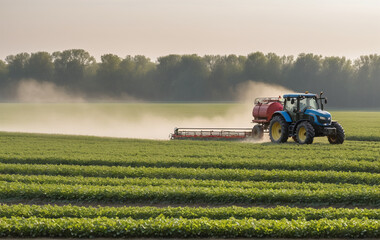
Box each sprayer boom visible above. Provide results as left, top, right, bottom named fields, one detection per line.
left=170, top=127, right=253, bottom=140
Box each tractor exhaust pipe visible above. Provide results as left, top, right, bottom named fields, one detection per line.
left=320, top=91, right=324, bottom=110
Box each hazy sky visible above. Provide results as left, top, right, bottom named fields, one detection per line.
left=1, top=0, right=379, bottom=61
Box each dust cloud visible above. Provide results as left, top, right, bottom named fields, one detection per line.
left=16, top=79, right=85, bottom=103
left=0, top=80, right=291, bottom=140
left=16, top=79, right=141, bottom=103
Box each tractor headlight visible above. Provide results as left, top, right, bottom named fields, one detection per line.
left=319, top=116, right=327, bottom=120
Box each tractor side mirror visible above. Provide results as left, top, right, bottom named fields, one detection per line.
left=291, top=99, right=295, bottom=104
left=325, top=98, right=328, bottom=104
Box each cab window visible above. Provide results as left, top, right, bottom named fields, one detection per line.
left=299, top=97, right=319, bottom=112
left=284, top=98, right=297, bottom=113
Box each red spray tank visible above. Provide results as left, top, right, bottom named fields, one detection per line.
left=252, top=97, right=283, bottom=123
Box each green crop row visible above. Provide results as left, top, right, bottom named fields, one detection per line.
left=0, top=163, right=378, bottom=185
left=1, top=131, right=379, bottom=167
left=0, top=216, right=379, bottom=238
left=0, top=173, right=377, bottom=191
left=1, top=204, right=379, bottom=220
left=0, top=181, right=378, bottom=205
left=1, top=154, right=378, bottom=173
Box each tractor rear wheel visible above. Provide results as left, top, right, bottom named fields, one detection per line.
left=252, top=125, right=264, bottom=140
left=269, top=116, right=289, bottom=143
left=328, top=122, right=345, bottom=144
left=296, top=121, right=315, bottom=144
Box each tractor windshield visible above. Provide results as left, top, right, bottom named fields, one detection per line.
left=299, top=97, right=319, bottom=111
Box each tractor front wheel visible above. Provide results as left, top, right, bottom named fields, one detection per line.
left=269, top=116, right=289, bottom=143
left=296, top=121, right=315, bottom=144
left=328, top=122, right=345, bottom=144
left=252, top=125, right=264, bottom=140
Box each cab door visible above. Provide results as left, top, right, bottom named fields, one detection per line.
left=284, top=98, right=297, bottom=122
left=296, top=97, right=311, bottom=121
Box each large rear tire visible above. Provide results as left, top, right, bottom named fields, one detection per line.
left=269, top=115, right=289, bottom=143
left=252, top=125, right=264, bottom=140
left=296, top=121, right=315, bottom=144
left=328, top=122, right=345, bottom=144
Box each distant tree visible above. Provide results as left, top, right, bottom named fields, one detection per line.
left=203, top=55, right=220, bottom=72
left=0, top=60, right=8, bottom=86
left=0, top=60, right=10, bottom=100
left=156, top=55, right=182, bottom=100
left=171, top=55, right=210, bottom=101
left=207, top=55, right=245, bottom=100
left=2, top=48, right=380, bottom=107
left=289, top=53, right=322, bottom=92
left=99, top=54, right=122, bottom=74
left=0, top=60, right=7, bottom=80
left=116, top=55, right=156, bottom=99
left=5, top=53, right=30, bottom=80
left=245, top=52, right=268, bottom=82
left=26, top=52, right=54, bottom=81
left=52, top=49, right=96, bottom=88
left=354, top=55, right=380, bottom=107
left=281, top=55, right=294, bottom=86
left=320, top=56, right=353, bottom=106
left=367, top=55, right=380, bottom=106
left=97, top=54, right=122, bottom=94
left=129, top=55, right=156, bottom=99
left=265, top=53, right=282, bottom=84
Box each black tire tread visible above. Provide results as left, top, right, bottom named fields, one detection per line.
left=252, top=125, right=264, bottom=140
left=296, top=121, right=315, bottom=144
left=328, top=122, right=345, bottom=144
left=269, top=115, right=289, bottom=143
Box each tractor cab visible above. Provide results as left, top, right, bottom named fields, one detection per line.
left=267, top=92, right=345, bottom=144
left=283, top=93, right=331, bottom=126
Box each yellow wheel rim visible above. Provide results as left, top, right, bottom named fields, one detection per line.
left=271, top=122, right=282, bottom=141
left=298, top=126, right=307, bottom=142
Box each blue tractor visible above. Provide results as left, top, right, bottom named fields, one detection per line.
left=269, top=92, right=345, bottom=144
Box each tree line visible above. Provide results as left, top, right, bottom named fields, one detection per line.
left=0, top=49, right=379, bottom=107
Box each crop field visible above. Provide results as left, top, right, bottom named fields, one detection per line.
left=0, top=104, right=379, bottom=238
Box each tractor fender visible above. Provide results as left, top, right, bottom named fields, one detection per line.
left=272, top=111, right=292, bottom=123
